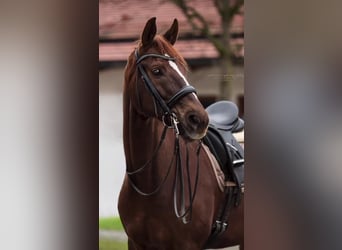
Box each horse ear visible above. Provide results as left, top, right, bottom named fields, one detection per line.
left=141, top=17, right=157, bottom=47
left=163, top=19, right=179, bottom=45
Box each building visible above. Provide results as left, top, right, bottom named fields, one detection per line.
left=99, top=0, right=244, bottom=114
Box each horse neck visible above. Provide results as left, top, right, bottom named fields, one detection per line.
left=123, top=94, right=170, bottom=174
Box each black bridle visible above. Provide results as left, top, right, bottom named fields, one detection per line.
left=126, top=49, right=202, bottom=223
left=135, top=49, right=197, bottom=122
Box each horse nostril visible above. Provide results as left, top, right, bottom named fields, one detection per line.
left=188, top=113, right=201, bottom=126
left=184, top=111, right=209, bottom=139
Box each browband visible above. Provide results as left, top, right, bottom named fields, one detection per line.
left=135, top=49, right=197, bottom=117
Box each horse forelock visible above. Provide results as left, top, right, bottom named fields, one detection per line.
left=137, top=35, right=188, bottom=72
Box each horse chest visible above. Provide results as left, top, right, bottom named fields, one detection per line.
left=126, top=214, right=206, bottom=249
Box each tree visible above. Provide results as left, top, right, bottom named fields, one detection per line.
left=169, top=0, right=244, bottom=100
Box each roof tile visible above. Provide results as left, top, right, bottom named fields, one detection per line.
left=99, top=0, right=243, bottom=39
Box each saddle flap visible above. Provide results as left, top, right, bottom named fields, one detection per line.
left=203, top=126, right=231, bottom=177
left=206, top=101, right=244, bottom=132
left=203, top=125, right=244, bottom=189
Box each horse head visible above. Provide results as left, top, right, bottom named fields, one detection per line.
left=125, top=17, right=209, bottom=140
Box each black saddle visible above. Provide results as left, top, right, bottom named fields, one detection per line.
left=203, top=101, right=244, bottom=192
left=203, top=101, right=245, bottom=243
left=206, top=101, right=244, bottom=132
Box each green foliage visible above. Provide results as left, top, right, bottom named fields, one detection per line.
left=99, top=217, right=124, bottom=231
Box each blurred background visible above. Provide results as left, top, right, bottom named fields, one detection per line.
left=1, top=0, right=341, bottom=249
left=99, top=0, right=244, bottom=219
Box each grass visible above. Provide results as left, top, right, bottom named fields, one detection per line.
left=99, top=239, right=128, bottom=250
left=99, top=216, right=124, bottom=231
left=99, top=217, right=127, bottom=250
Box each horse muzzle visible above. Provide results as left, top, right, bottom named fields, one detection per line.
left=176, top=108, right=209, bottom=140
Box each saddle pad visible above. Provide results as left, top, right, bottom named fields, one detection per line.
left=202, top=144, right=236, bottom=192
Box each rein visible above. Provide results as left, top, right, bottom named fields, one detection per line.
left=126, top=49, right=202, bottom=223
left=173, top=137, right=202, bottom=223
left=127, top=126, right=202, bottom=223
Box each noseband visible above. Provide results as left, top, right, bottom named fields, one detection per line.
left=135, top=49, right=197, bottom=122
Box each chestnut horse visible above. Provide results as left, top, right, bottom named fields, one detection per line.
left=118, top=17, right=244, bottom=249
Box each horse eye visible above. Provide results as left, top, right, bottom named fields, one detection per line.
left=152, top=68, right=161, bottom=75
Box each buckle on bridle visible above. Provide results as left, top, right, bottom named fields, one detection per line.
left=162, top=113, right=180, bottom=135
